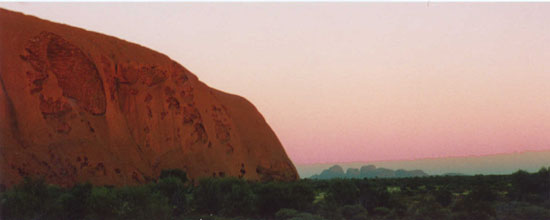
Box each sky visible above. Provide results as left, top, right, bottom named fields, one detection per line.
left=1, top=3, right=549, bottom=165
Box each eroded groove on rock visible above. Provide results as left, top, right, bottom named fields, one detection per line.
left=46, top=33, right=106, bottom=115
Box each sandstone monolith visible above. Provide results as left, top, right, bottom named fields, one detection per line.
left=0, top=9, right=298, bottom=187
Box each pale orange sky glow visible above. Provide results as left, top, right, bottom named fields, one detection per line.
left=2, top=3, right=549, bottom=164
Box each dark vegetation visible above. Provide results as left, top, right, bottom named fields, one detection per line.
left=1, top=168, right=549, bottom=220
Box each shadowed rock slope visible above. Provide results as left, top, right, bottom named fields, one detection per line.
left=0, top=9, right=298, bottom=187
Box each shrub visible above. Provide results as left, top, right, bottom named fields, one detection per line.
left=275, top=208, right=300, bottom=219
left=112, top=185, right=172, bottom=219
left=86, top=186, right=118, bottom=219
left=275, top=208, right=325, bottom=220
left=220, top=179, right=255, bottom=216
left=0, top=177, right=63, bottom=220
left=192, top=178, right=255, bottom=217
left=434, top=188, right=453, bottom=207
left=193, top=178, right=224, bottom=214
left=159, top=169, right=188, bottom=183
left=153, top=176, right=189, bottom=216
left=495, top=201, right=550, bottom=220
left=86, top=185, right=171, bottom=220
left=337, top=204, right=368, bottom=219
left=60, top=182, right=92, bottom=219
left=254, top=181, right=315, bottom=216
left=325, top=179, right=359, bottom=206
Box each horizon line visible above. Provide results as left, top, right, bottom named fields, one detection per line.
left=295, top=149, right=550, bottom=166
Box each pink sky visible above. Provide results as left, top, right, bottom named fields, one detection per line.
left=2, top=3, right=549, bottom=164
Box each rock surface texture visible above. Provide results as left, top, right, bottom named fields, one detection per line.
left=0, top=9, right=298, bottom=187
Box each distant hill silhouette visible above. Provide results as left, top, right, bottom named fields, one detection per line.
left=310, top=165, right=428, bottom=179
left=296, top=150, right=550, bottom=178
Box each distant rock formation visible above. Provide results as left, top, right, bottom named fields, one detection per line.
left=310, top=165, right=428, bottom=179
left=318, top=165, right=346, bottom=179
left=0, top=9, right=298, bottom=187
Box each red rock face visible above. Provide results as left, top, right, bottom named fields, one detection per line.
left=0, top=9, right=298, bottom=187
